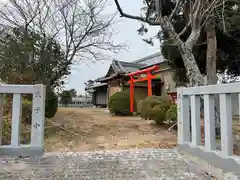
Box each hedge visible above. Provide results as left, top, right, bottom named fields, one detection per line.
left=139, top=95, right=173, bottom=120
left=45, top=88, right=58, bottom=118
left=108, top=91, right=135, bottom=116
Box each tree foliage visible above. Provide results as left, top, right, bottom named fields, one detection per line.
left=45, top=88, right=58, bottom=118
left=60, top=90, right=72, bottom=107
left=0, top=26, right=69, bottom=87
left=69, top=88, right=77, bottom=97
left=84, top=80, right=95, bottom=96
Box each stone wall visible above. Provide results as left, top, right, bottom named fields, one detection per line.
left=155, top=69, right=176, bottom=94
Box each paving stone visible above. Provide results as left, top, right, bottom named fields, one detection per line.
left=0, top=148, right=227, bottom=179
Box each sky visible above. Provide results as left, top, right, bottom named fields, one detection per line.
left=65, top=0, right=160, bottom=95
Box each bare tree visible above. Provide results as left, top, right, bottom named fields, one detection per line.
left=114, top=0, right=226, bottom=131
left=114, top=0, right=224, bottom=87
left=0, top=0, right=124, bottom=86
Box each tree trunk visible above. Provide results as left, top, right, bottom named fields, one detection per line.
left=178, top=35, right=221, bottom=134
left=159, top=16, right=205, bottom=86
left=205, top=19, right=217, bottom=85
left=205, top=17, right=220, bottom=134
left=178, top=42, right=205, bottom=86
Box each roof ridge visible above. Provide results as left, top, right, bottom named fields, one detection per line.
left=118, top=60, right=145, bottom=66
left=111, top=60, right=121, bottom=73
left=116, top=60, right=126, bottom=73
left=133, top=52, right=163, bottom=63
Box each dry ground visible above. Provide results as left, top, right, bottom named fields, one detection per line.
left=44, top=108, right=177, bottom=152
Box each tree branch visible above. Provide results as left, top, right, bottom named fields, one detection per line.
left=113, top=0, right=159, bottom=26
left=178, top=21, right=191, bottom=36
left=169, top=0, right=182, bottom=21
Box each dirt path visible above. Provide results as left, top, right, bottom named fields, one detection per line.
left=45, top=108, right=177, bottom=152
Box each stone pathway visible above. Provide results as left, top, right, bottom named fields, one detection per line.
left=0, top=148, right=235, bottom=179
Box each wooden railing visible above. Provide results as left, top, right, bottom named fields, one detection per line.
left=0, top=84, right=45, bottom=156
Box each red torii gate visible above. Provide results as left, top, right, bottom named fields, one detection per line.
left=128, top=65, right=159, bottom=112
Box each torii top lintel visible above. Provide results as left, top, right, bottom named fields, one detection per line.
left=127, top=65, right=159, bottom=76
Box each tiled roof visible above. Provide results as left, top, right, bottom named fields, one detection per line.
left=94, top=60, right=145, bottom=82
left=140, top=61, right=171, bottom=70
left=112, top=60, right=146, bottom=73
left=133, top=52, right=166, bottom=66
left=94, top=52, right=167, bottom=82
left=85, top=83, right=108, bottom=90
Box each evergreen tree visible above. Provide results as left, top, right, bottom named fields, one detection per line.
left=0, top=26, right=70, bottom=87
left=69, top=89, right=78, bottom=97
left=60, top=90, right=72, bottom=107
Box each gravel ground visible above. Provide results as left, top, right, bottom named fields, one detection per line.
left=0, top=148, right=220, bottom=180
left=44, top=108, right=177, bottom=152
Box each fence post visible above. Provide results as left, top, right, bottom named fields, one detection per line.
left=220, top=93, right=233, bottom=156
left=11, top=94, right=22, bottom=146
left=177, top=87, right=190, bottom=144
left=191, top=95, right=201, bottom=146
left=31, top=84, right=46, bottom=147
left=204, top=94, right=216, bottom=150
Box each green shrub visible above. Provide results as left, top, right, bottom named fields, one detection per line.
left=151, top=105, right=166, bottom=125
left=140, top=95, right=173, bottom=120
left=108, top=91, right=135, bottom=116
left=45, top=88, right=58, bottom=118
left=166, top=104, right=177, bottom=122
left=156, top=96, right=173, bottom=111
left=141, top=97, right=159, bottom=120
